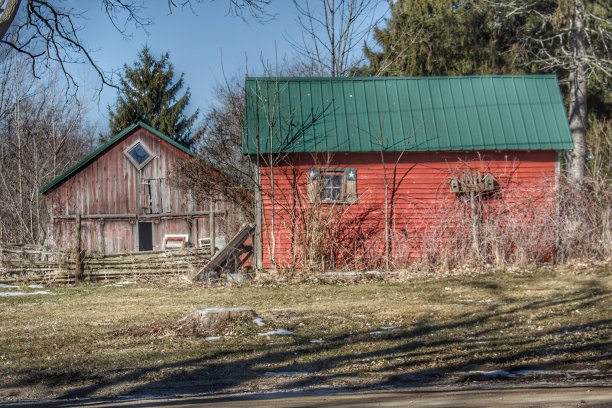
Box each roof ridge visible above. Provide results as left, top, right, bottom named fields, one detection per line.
left=245, top=74, right=559, bottom=81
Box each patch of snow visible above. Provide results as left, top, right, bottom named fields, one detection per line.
left=205, top=337, right=221, bottom=341
left=253, top=317, right=266, bottom=327
left=473, top=370, right=517, bottom=379
left=103, top=281, right=137, bottom=287
left=258, top=329, right=293, bottom=336
left=514, top=369, right=599, bottom=377
left=467, top=369, right=601, bottom=380
left=370, top=326, right=398, bottom=335
left=0, top=284, right=19, bottom=289
left=27, top=284, right=44, bottom=289
left=310, top=339, right=325, bottom=343
left=264, top=371, right=306, bottom=377
left=0, top=291, right=50, bottom=297
left=462, top=299, right=493, bottom=303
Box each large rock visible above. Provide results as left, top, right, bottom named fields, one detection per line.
left=178, top=307, right=258, bottom=336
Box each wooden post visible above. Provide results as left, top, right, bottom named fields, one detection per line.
left=254, top=167, right=263, bottom=270
left=74, top=213, right=83, bottom=282
left=209, top=199, right=216, bottom=257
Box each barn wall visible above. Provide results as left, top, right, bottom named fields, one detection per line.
left=258, top=151, right=558, bottom=269
left=44, top=128, right=234, bottom=254
left=45, top=128, right=207, bottom=216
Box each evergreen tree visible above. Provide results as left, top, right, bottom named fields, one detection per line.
left=108, top=46, right=198, bottom=147
left=361, top=0, right=543, bottom=77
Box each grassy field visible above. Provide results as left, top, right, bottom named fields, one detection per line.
left=0, top=265, right=610, bottom=401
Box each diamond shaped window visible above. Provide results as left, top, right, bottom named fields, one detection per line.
left=125, top=141, right=154, bottom=169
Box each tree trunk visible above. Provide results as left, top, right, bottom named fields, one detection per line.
left=0, top=0, right=21, bottom=42
left=568, top=0, right=588, bottom=184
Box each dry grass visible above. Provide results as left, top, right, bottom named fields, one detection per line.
left=0, top=265, right=610, bottom=401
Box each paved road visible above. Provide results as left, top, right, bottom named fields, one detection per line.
left=2, top=387, right=610, bottom=407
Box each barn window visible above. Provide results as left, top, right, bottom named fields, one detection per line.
left=125, top=141, right=155, bottom=169
left=307, top=168, right=357, bottom=204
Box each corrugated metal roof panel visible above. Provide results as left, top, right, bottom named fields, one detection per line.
left=243, top=76, right=574, bottom=154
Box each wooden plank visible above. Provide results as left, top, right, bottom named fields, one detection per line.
left=194, top=224, right=254, bottom=281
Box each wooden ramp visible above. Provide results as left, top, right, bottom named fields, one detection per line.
left=193, top=224, right=254, bottom=281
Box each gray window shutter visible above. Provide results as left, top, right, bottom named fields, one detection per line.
left=307, top=168, right=320, bottom=203
left=345, top=168, right=357, bottom=203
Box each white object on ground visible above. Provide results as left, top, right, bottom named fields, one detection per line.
left=258, top=329, right=293, bottom=336
left=0, top=284, right=19, bottom=289
left=370, top=326, right=398, bottom=335
left=479, top=370, right=516, bottom=378
left=253, top=317, right=266, bottom=327
left=28, top=284, right=44, bottom=289
left=0, top=291, right=50, bottom=297
left=310, top=339, right=325, bottom=343
left=205, top=337, right=221, bottom=341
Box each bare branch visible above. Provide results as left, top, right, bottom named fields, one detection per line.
left=287, top=0, right=385, bottom=77
left=0, top=0, right=272, bottom=94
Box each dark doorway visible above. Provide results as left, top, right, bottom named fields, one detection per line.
left=138, top=221, right=153, bottom=251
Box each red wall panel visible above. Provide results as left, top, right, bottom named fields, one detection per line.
left=258, top=151, right=557, bottom=269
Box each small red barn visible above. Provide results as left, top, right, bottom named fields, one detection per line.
left=40, top=122, right=230, bottom=254
left=243, top=76, right=574, bottom=270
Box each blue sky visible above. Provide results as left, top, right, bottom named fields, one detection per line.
left=63, top=1, right=389, bottom=133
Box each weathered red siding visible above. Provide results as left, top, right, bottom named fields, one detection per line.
left=258, top=151, right=558, bottom=269
left=45, top=127, right=226, bottom=253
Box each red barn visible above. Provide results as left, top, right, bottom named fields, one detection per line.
left=40, top=122, right=229, bottom=254
left=243, top=76, right=574, bottom=270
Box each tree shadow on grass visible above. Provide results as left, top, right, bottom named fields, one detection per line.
left=4, top=277, right=611, bottom=402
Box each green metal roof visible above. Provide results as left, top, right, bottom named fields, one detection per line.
left=39, top=122, right=195, bottom=195
left=243, top=76, right=573, bottom=154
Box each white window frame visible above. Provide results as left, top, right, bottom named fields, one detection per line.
left=124, top=140, right=155, bottom=170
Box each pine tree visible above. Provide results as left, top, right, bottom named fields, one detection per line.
left=362, top=0, right=533, bottom=77
left=108, top=46, right=198, bottom=147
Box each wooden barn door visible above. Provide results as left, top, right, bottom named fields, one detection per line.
left=138, top=221, right=153, bottom=251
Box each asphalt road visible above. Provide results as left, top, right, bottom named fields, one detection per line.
left=2, top=387, right=611, bottom=408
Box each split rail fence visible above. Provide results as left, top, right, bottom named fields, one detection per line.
left=0, top=244, right=211, bottom=284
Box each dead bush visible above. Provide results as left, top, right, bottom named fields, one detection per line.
left=420, top=175, right=611, bottom=269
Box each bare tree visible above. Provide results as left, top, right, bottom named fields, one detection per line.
left=0, top=0, right=271, bottom=91
left=169, top=78, right=255, bottom=219
left=288, top=0, right=385, bottom=76
left=0, top=52, right=94, bottom=244
left=480, top=0, right=611, bottom=183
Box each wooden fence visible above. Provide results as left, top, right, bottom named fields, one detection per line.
left=0, top=244, right=211, bottom=284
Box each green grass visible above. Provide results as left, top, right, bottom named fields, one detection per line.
left=0, top=266, right=610, bottom=400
